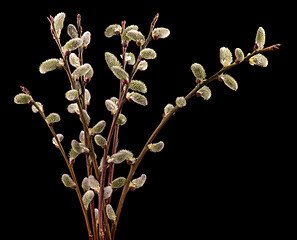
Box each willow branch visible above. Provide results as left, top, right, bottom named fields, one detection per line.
left=111, top=43, right=281, bottom=239
left=20, top=88, right=93, bottom=239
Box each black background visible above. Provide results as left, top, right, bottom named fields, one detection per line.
left=6, top=1, right=293, bottom=239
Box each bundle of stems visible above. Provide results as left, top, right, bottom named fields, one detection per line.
left=14, top=12, right=280, bottom=240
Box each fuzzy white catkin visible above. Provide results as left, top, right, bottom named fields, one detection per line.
left=94, top=134, right=107, bottom=147
left=110, top=177, right=126, bottom=189
left=65, top=89, right=79, bottom=101
left=52, top=133, right=64, bottom=147
left=72, top=64, right=92, bottom=79
left=111, top=66, right=129, bottom=80
left=82, top=190, right=95, bottom=210
left=255, top=27, right=265, bottom=50
left=220, top=47, right=233, bottom=67
left=130, top=174, right=147, bottom=189
left=69, top=53, right=80, bottom=68
left=191, top=63, right=206, bottom=79
left=126, top=30, right=145, bottom=44
left=14, top=93, right=32, bottom=104
left=54, top=12, right=65, bottom=38
left=104, top=24, right=122, bottom=38
left=126, top=92, right=148, bottom=106
left=129, top=80, right=147, bottom=93
left=81, top=31, right=91, bottom=46
left=91, top=120, right=106, bottom=134
left=176, top=97, right=186, bottom=108
left=46, top=113, right=61, bottom=124
left=63, top=38, right=83, bottom=52
left=164, top=103, right=174, bottom=117
left=235, top=48, right=244, bottom=63
left=152, top=27, right=170, bottom=39
left=197, top=86, right=212, bottom=100
left=110, top=149, right=134, bottom=164
left=148, top=141, right=164, bottom=153
left=39, top=58, right=64, bottom=74
left=67, top=24, right=78, bottom=38
left=88, top=175, right=100, bottom=192
left=106, top=204, right=117, bottom=221
left=31, top=102, right=43, bottom=113
left=249, top=54, right=268, bottom=67
left=61, top=174, right=76, bottom=188
left=140, top=48, right=157, bottom=59
left=220, top=74, right=238, bottom=91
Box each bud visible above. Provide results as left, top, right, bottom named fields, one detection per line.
left=94, top=134, right=107, bottom=147
left=88, top=175, right=100, bottom=193
left=148, top=141, right=164, bottom=153
left=129, top=174, right=147, bottom=189
left=126, top=30, right=145, bottom=45
left=164, top=103, right=174, bottom=117
left=137, top=60, right=148, bottom=71
left=81, top=109, right=90, bottom=126
left=106, top=204, right=117, bottom=221
left=152, top=27, right=170, bottom=39
left=81, top=31, right=91, bottom=46
left=175, top=96, right=186, bottom=108
left=61, top=173, right=76, bottom=188
left=126, top=92, right=148, bottom=106
left=140, top=48, right=157, bottom=59
left=65, top=89, right=79, bottom=101
left=84, top=65, right=94, bottom=81
left=110, top=177, right=126, bottom=189
left=249, top=53, right=268, bottom=67
left=129, top=80, right=147, bottom=93
left=67, top=24, right=78, bottom=38
left=220, top=47, right=233, bottom=67
left=39, top=58, right=64, bottom=74
left=105, top=99, right=118, bottom=115
left=91, top=120, right=106, bottom=134
left=104, top=186, right=113, bottom=199
left=196, top=86, right=212, bottom=100
left=235, top=48, right=244, bottom=63
left=84, top=89, right=91, bottom=105
left=71, top=139, right=89, bottom=154
left=72, top=63, right=92, bottom=80
left=104, top=24, right=122, bottom=38
left=46, top=113, right=61, bottom=124
left=191, top=63, right=206, bottom=80
left=53, top=12, right=65, bottom=38
left=109, top=149, right=134, bottom=164
left=82, top=177, right=90, bottom=191
left=121, top=25, right=139, bottom=42
left=79, top=130, right=85, bottom=144
left=31, top=102, right=43, bottom=113
left=219, top=74, right=238, bottom=91
left=121, top=52, right=136, bottom=65
left=63, top=38, right=83, bottom=52
left=255, top=27, right=265, bottom=50
left=67, top=103, right=79, bottom=114
left=82, top=190, right=95, bottom=210
left=14, top=93, right=32, bottom=104
left=69, top=148, right=79, bottom=162
left=52, top=133, right=64, bottom=147
left=105, top=52, right=122, bottom=69
left=116, top=114, right=127, bottom=125
left=69, top=53, right=80, bottom=68
left=111, top=66, right=129, bottom=81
